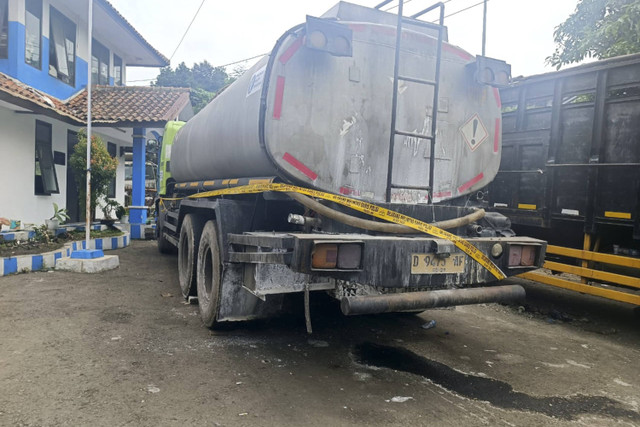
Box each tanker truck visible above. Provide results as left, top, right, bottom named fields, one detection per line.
left=156, top=1, right=546, bottom=329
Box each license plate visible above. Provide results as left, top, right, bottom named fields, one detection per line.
left=411, top=253, right=467, bottom=274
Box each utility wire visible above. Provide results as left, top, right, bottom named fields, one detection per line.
left=129, top=0, right=487, bottom=84
left=378, top=0, right=487, bottom=25
left=383, top=0, right=455, bottom=13
left=439, top=0, right=488, bottom=21
left=383, top=0, right=415, bottom=12
left=169, top=0, right=207, bottom=62
left=127, top=52, right=269, bottom=83
left=215, top=53, right=269, bottom=69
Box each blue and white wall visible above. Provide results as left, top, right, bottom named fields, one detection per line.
left=0, top=102, right=132, bottom=225
left=0, top=0, right=127, bottom=100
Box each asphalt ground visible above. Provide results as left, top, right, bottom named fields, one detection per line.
left=1, top=240, right=639, bottom=426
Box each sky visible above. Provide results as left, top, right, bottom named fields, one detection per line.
left=109, top=0, right=578, bottom=85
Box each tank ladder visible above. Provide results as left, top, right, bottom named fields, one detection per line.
left=375, top=1, right=446, bottom=203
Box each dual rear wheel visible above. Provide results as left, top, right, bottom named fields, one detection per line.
left=196, top=221, right=222, bottom=328
left=177, top=214, right=221, bottom=328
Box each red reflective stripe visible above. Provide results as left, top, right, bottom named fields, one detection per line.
left=348, top=23, right=367, bottom=32
left=443, top=44, right=472, bottom=61
left=273, top=76, right=285, bottom=119
left=458, top=172, right=484, bottom=193
left=340, top=187, right=360, bottom=196
left=279, top=37, right=303, bottom=65
left=493, top=87, right=502, bottom=109
left=494, top=118, right=501, bottom=153
left=283, top=152, right=318, bottom=181
left=432, top=191, right=452, bottom=199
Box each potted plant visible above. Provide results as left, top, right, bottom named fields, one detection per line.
left=69, top=130, right=118, bottom=221
left=116, top=205, right=129, bottom=224
left=46, top=203, right=70, bottom=230
left=101, top=199, right=121, bottom=225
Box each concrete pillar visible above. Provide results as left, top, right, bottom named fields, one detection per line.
left=129, top=127, right=146, bottom=239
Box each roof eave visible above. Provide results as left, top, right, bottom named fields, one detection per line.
left=161, top=91, right=191, bottom=121
left=0, top=91, right=84, bottom=126
left=125, top=60, right=170, bottom=68
left=92, top=120, right=174, bottom=128
left=97, top=0, right=170, bottom=67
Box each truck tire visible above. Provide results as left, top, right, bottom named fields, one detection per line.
left=157, top=213, right=176, bottom=254
left=197, top=220, right=222, bottom=328
left=178, top=214, right=204, bottom=299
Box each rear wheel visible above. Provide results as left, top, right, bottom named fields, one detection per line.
left=197, top=220, right=222, bottom=328
left=157, top=211, right=176, bottom=254
left=178, top=214, right=204, bottom=298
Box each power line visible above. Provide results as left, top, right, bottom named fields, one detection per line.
left=130, top=0, right=488, bottom=84
left=383, top=0, right=455, bottom=13
left=440, top=0, right=488, bottom=21
left=169, top=0, right=207, bottom=62
left=383, top=0, right=415, bottom=12
left=127, top=52, right=269, bottom=83
left=216, top=53, right=269, bottom=69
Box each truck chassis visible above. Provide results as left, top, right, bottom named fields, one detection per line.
left=157, top=186, right=546, bottom=329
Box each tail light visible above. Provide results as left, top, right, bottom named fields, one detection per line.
left=311, top=242, right=362, bottom=270
left=508, top=245, right=537, bottom=267
left=305, top=16, right=353, bottom=57
left=470, top=56, right=511, bottom=88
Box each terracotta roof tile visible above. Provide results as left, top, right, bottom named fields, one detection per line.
left=0, top=72, right=78, bottom=121
left=0, top=72, right=190, bottom=126
left=67, top=85, right=191, bottom=124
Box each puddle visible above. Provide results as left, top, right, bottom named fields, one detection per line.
left=354, top=342, right=639, bottom=421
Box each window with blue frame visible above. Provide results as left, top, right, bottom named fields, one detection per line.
left=34, top=120, right=59, bottom=195
left=49, top=7, right=76, bottom=86
left=91, top=39, right=109, bottom=85
left=25, top=0, right=42, bottom=69
left=107, top=142, right=116, bottom=197
left=114, top=54, right=123, bottom=85
left=0, top=0, right=8, bottom=59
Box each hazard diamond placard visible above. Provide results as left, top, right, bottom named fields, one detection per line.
left=460, top=114, right=488, bottom=151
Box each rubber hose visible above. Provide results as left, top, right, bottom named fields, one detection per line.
left=287, top=192, right=485, bottom=234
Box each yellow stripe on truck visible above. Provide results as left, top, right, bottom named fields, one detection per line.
left=169, top=183, right=506, bottom=280
left=604, top=211, right=631, bottom=219
left=518, top=203, right=536, bottom=210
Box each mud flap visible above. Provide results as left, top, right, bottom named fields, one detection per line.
left=217, top=262, right=284, bottom=322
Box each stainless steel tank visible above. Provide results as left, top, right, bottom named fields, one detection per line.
left=170, top=1, right=503, bottom=204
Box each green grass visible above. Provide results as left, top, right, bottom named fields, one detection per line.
left=68, top=229, right=124, bottom=239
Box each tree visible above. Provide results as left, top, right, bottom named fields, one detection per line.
left=69, top=131, right=118, bottom=220
left=227, top=65, right=247, bottom=83
left=192, top=61, right=227, bottom=93
left=547, top=0, right=640, bottom=69
left=154, top=62, right=194, bottom=88
left=153, top=61, right=230, bottom=113
left=189, top=87, right=216, bottom=113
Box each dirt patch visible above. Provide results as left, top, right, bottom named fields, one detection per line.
left=0, top=229, right=123, bottom=257
left=0, top=239, right=66, bottom=257
left=0, top=241, right=638, bottom=426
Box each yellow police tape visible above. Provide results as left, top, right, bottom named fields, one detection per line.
left=164, top=182, right=506, bottom=280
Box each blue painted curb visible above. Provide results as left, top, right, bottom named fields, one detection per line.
left=0, top=232, right=130, bottom=277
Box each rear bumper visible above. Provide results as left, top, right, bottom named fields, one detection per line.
left=287, top=234, right=546, bottom=288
